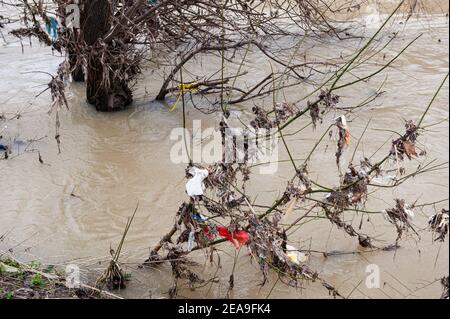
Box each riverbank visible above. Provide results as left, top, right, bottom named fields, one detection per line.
left=0, top=256, right=120, bottom=299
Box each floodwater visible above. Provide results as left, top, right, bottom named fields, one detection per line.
left=0, top=2, right=448, bottom=298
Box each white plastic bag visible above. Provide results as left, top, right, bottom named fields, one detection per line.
left=186, top=167, right=209, bottom=197
left=286, top=244, right=308, bottom=264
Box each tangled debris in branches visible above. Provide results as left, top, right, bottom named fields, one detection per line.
left=310, top=91, right=340, bottom=129
left=147, top=159, right=347, bottom=298
left=321, top=161, right=374, bottom=248
left=10, top=0, right=345, bottom=112
left=146, top=77, right=448, bottom=296
left=247, top=212, right=319, bottom=287
left=250, top=103, right=296, bottom=130
left=384, top=199, right=418, bottom=245
left=318, top=90, right=340, bottom=109
left=10, top=26, right=62, bottom=52
left=429, top=209, right=449, bottom=242
left=441, top=276, right=449, bottom=300
left=167, top=247, right=203, bottom=292
left=322, top=204, right=373, bottom=248
left=335, top=115, right=351, bottom=167
left=326, top=161, right=371, bottom=209
left=391, top=120, right=420, bottom=161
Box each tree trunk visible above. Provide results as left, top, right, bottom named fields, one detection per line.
left=68, top=30, right=84, bottom=82
left=69, top=54, right=84, bottom=82
left=82, top=0, right=132, bottom=112
left=58, top=2, right=84, bottom=82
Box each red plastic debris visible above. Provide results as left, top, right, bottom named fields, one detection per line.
left=216, top=226, right=250, bottom=249
left=217, top=226, right=232, bottom=239
left=201, top=226, right=215, bottom=239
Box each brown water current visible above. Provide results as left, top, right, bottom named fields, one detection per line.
left=0, top=1, right=448, bottom=298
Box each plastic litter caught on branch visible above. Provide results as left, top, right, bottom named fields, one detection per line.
left=335, top=115, right=350, bottom=168
left=187, top=231, right=195, bottom=252
left=185, top=167, right=209, bottom=197
left=285, top=245, right=308, bottom=265
left=191, top=212, right=208, bottom=224
left=217, top=226, right=250, bottom=249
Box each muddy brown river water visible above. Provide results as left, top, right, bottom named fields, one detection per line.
left=0, top=1, right=448, bottom=298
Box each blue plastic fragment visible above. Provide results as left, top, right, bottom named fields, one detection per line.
left=45, top=17, right=58, bottom=40
left=187, top=231, right=195, bottom=252
left=192, top=212, right=208, bottom=223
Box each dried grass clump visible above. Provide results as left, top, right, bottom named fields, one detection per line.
left=96, top=205, right=138, bottom=290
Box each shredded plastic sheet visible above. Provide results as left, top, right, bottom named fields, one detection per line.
left=216, top=226, right=250, bottom=249
left=285, top=245, right=308, bottom=265
left=192, top=212, right=208, bottom=223
left=45, top=17, right=58, bottom=40
left=404, top=204, right=415, bottom=221
left=371, top=174, right=397, bottom=185
left=185, top=167, right=209, bottom=197
left=429, top=210, right=449, bottom=242
left=336, top=115, right=350, bottom=145
left=187, top=231, right=195, bottom=252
